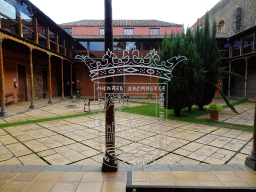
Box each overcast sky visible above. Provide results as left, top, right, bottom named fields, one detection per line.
left=29, top=0, right=220, bottom=29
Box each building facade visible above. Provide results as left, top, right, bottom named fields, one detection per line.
left=191, top=0, right=256, bottom=99
left=0, top=0, right=86, bottom=116
left=59, top=20, right=183, bottom=97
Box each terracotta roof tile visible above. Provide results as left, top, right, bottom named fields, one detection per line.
left=60, top=20, right=182, bottom=27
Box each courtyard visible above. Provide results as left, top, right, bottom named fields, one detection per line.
left=0, top=97, right=254, bottom=166
left=0, top=97, right=256, bottom=191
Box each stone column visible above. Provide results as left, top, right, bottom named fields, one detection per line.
left=48, top=54, right=53, bottom=104
left=61, top=59, right=65, bottom=100
left=245, top=94, right=256, bottom=170
left=29, top=48, right=35, bottom=109
left=0, top=38, right=7, bottom=117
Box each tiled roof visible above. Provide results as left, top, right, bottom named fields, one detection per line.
left=60, top=20, right=182, bottom=27
left=73, top=35, right=166, bottom=40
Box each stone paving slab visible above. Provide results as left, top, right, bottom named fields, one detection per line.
left=0, top=112, right=253, bottom=167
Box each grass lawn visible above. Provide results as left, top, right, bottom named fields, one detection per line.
left=123, top=100, right=254, bottom=132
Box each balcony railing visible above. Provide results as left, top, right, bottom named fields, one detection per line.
left=220, top=50, right=229, bottom=58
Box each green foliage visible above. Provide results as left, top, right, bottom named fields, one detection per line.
left=158, top=28, right=203, bottom=116
left=147, top=93, right=153, bottom=96
left=195, top=12, right=221, bottom=109
left=208, top=103, right=223, bottom=112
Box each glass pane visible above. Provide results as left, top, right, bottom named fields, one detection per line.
left=90, top=42, right=104, bottom=51
left=124, top=29, right=134, bottom=35
left=0, top=0, right=16, bottom=19
left=19, top=0, right=36, bottom=18
left=0, top=15, right=17, bottom=34
left=20, top=11, right=33, bottom=30
left=63, top=28, right=72, bottom=35
left=150, top=28, right=160, bottom=35
left=125, top=42, right=136, bottom=50
left=114, top=42, right=125, bottom=50
left=79, top=41, right=88, bottom=49
left=233, top=37, right=241, bottom=49
left=243, top=33, right=254, bottom=46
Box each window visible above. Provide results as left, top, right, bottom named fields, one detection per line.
left=90, top=42, right=104, bottom=51
left=63, top=28, right=72, bottom=35
left=218, top=20, right=225, bottom=32
left=99, top=28, right=104, bottom=35
left=150, top=28, right=160, bottom=35
left=124, top=28, right=134, bottom=35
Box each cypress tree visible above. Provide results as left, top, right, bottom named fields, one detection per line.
left=195, top=12, right=221, bottom=109
left=158, top=29, right=203, bottom=116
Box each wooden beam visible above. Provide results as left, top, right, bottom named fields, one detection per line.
left=48, top=54, right=53, bottom=104
left=228, top=61, right=231, bottom=97
left=16, top=11, right=23, bottom=37
left=61, top=59, right=64, bottom=100
left=241, top=37, right=243, bottom=56
left=63, top=39, right=66, bottom=56
left=33, top=18, right=38, bottom=44
left=0, top=38, right=7, bottom=117
left=0, top=32, right=70, bottom=61
left=69, top=47, right=72, bottom=58
left=229, top=41, right=233, bottom=58
left=29, top=48, right=35, bottom=109
left=46, top=27, right=50, bottom=49
left=244, top=58, right=248, bottom=100
left=55, top=33, right=59, bottom=53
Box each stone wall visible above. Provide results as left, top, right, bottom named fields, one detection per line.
left=192, top=0, right=256, bottom=35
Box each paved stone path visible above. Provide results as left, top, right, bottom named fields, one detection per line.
left=0, top=97, right=256, bottom=191
left=0, top=111, right=253, bottom=166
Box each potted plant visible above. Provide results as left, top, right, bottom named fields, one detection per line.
left=72, top=92, right=77, bottom=99
left=147, top=93, right=153, bottom=99
left=208, top=103, right=223, bottom=121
